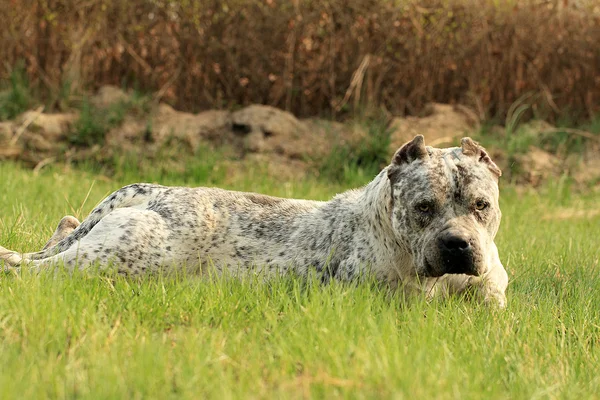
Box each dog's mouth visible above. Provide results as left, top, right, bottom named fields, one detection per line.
left=421, top=256, right=482, bottom=278
left=421, top=259, right=444, bottom=278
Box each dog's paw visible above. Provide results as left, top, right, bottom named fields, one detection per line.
left=483, top=291, right=507, bottom=309
left=464, top=276, right=507, bottom=309
left=478, top=281, right=507, bottom=309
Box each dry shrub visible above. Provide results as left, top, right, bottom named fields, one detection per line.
left=1, top=0, right=599, bottom=121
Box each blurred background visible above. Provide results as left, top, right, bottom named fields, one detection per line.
left=1, top=0, right=599, bottom=187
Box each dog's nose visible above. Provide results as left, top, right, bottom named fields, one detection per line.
left=438, top=232, right=476, bottom=275
left=440, top=234, right=470, bottom=252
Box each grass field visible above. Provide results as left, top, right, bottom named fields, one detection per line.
left=0, top=160, right=599, bottom=399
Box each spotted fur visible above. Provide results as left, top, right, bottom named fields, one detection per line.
left=0, top=136, right=508, bottom=306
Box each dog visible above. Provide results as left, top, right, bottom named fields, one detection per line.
left=0, top=135, right=508, bottom=306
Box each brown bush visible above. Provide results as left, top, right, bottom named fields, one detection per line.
left=1, top=0, right=599, bottom=121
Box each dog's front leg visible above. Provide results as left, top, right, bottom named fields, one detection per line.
left=430, top=244, right=508, bottom=308
left=477, top=245, right=509, bottom=308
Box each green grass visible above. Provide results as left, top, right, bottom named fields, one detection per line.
left=318, top=114, right=391, bottom=183
left=0, top=160, right=599, bottom=399
left=68, top=90, right=153, bottom=147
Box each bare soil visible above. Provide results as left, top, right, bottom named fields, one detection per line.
left=1, top=86, right=598, bottom=187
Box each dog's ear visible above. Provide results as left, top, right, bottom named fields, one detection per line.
left=461, top=137, right=502, bottom=177
left=388, top=135, right=429, bottom=182
left=391, top=135, right=429, bottom=166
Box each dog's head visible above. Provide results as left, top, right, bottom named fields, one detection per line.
left=387, top=135, right=502, bottom=278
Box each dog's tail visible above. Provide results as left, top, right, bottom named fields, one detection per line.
left=1, top=183, right=162, bottom=266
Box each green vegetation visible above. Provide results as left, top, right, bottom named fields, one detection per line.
left=0, top=160, right=598, bottom=399
left=68, top=91, right=153, bottom=146
left=4, top=0, right=600, bottom=122
left=68, top=99, right=107, bottom=146
left=319, top=115, right=392, bottom=183
left=0, top=62, right=33, bottom=121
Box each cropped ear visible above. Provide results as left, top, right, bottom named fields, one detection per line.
left=461, top=137, right=502, bottom=177
left=391, top=135, right=429, bottom=166
left=388, top=135, right=429, bottom=181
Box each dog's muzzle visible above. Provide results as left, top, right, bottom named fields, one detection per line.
left=436, top=231, right=477, bottom=276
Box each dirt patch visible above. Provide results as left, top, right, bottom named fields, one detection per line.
left=571, top=145, right=600, bottom=186
left=15, top=109, right=79, bottom=141
left=150, top=104, right=231, bottom=150
left=1, top=86, right=599, bottom=185
left=90, top=85, right=132, bottom=108
left=513, top=147, right=563, bottom=187
left=105, top=100, right=354, bottom=168
left=388, top=103, right=478, bottom=153
left=0, top=121, right=13, bottom=143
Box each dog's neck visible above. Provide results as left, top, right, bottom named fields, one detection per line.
left=357, top=168, right=395, bottom=234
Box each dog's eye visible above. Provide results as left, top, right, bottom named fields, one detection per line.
left=475, top=200, right=488, bottom=211
left=416, top=202, right=432, bottom=213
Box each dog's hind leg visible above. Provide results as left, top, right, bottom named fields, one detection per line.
left=0, top=245, right=22, bottom=267
left=1, top=245, right=104, bottom=274
left=1, top=216, right=81, bottom=269
left=43, top=216, right=81, bottom=250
